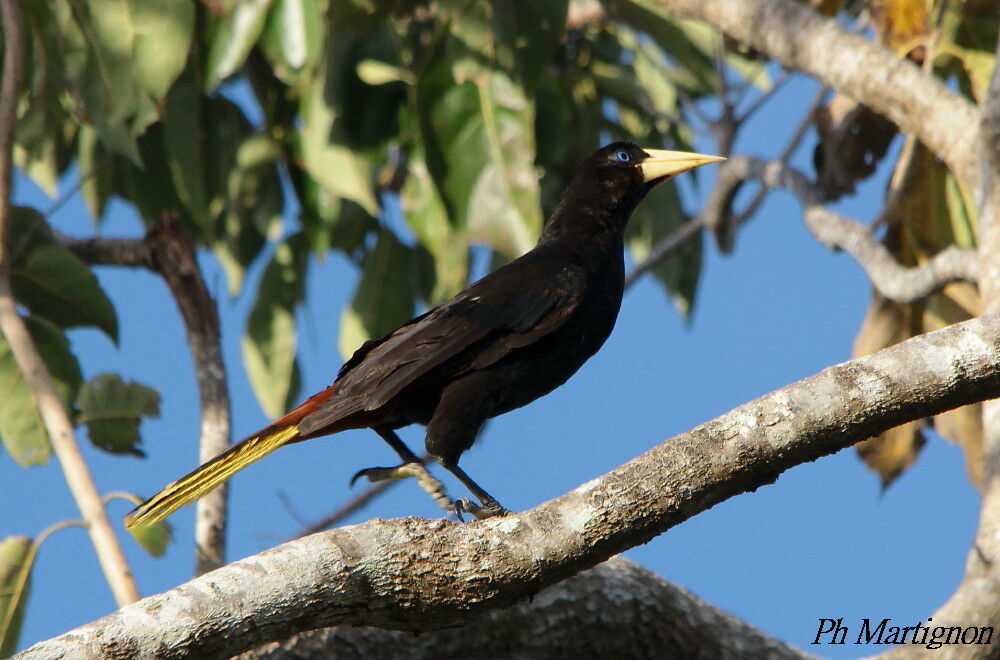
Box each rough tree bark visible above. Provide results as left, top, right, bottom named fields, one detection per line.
left=241, top=556, right=811, bottom=660
left=15, top=314, right=1000, bottom=659
left=653, top=0, right=980, bottom=190
left=876, top=33, right=1000, bottom=660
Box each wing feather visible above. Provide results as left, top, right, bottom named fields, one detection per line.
left=296, top=253, right=586, bottom=435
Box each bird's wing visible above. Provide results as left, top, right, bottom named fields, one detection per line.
left=295, top=256, right=586, bottom=434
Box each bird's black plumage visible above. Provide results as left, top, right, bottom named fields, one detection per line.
left=125, top=142, right=722, bottom=527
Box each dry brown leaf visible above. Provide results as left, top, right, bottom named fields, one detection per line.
left=868, top=0, right=929, bottom=60
left=856, top=424, right=927, bottom=489
left=925, top=281, right=983, bottom=489
left=812, top=95, right=897, bottom=201
left=933, top=405, right=984, bottom=488
left=851, top=294, right=927, bottom=488
left=810, top=0, right=847, bottom=16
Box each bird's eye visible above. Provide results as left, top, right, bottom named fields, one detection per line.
left=613, top=149, right=631, bottom=163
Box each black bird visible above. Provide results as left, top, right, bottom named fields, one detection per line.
left=124, top=142, right=723, bottom=527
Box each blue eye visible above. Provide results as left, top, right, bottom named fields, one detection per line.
left=613, top=149, right=630, bottom=163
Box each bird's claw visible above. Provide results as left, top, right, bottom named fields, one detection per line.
left=349, top=462, right=424, bottom=486
left=454, top=497, right=510, bottom=521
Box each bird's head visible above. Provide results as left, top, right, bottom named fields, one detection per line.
left=542, top=142, right=724, bottom=243
left=588, top=141, right=725, bottom=198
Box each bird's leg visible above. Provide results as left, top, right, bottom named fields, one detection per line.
left=350, top=427, right=455, bottom=514
left=435, top=458, right=510, bottom=520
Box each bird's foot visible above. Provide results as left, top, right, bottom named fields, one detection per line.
left=350, top=462, right=425, bottom=486
left=454, top=498, right=511, bottom=521
left=350, top=462, right=455, bottom=514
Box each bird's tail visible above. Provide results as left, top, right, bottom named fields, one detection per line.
left=124, top=425, right=300, bottom=528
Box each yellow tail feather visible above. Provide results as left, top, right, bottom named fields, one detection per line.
left=124, top=426, right=299, bottom=528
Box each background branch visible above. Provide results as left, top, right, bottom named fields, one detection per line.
left=17, top=313, right=1000, bottom=659
left=57, top=220, right=233, bottom=574
left=142, top=215, right=232, bottom=575
left=657, top=0, right=981, bottom=190
left=877, top=34, right=1000, bottom=659
left=710, top=156, right=978, bottom=303
left=0, top=0, right=139, bottom=607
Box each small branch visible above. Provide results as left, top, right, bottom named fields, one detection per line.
left=0, top=0, right=140, bottom=607
left=143, top=214, right=231, bottom=575
left=712, top=156, right=978, bottom=303
left=58, top=234, right=152, bottom=268
left=725, top=84, right=828, bottom=243
left=625, top=216, right=702, bottom=288
left=295, top=453, right=440, bottom=537
left=17, top=313, right=1000, bottom=659
left=735, top=68, right=792, bottom=123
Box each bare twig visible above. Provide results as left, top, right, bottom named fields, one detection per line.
left=735, top=68, right=792, bottom=123
left=727, top=85, right=828, bottom=235
left=57, top=233, right=151, bottom=268
left=0, top=0, right=140, bottom=607
left=18, top=313, right=1000, bottom=659
left=296, top=453, right=458, bottom=537
left=625, top=216, right=702, bottom=288
left=298, top=481, right=399, bottom=538
left=709, top=157, right=978, bottom=303
left=143, top=214, right=231, bottom=575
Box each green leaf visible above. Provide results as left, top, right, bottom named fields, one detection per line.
left=57, top=0, right=194, bottom=162
left=16, top=2, right=75, bottom=196
left=242, top=234, right=309, bottom=417
left=13, top=245, right=119, bottom=340
left=299, top=60, right=379, bottom=215
left=628, top=182, right=701, bottom=317
left=76, top=373, right=160, bottom=457
left=126, top=517, right=172, bottom=557
left=196, top=99, right=284, bottom=294
left=8, top=208, right=118, bottom=341
left=417, top=49, right=542, bottom=258
left=356, top=59, right=410, bottom=86
left=402, top=155, right=469, bottom=302
left=205, top=0, right=274, bottom=89
left=610, top=0, right=768, bottom=95
left=77, top=125, right=115, bottom=223
left=0, top=316, right=83, bottom=467
left=87, top=0, right=195, bottom=99
left=338, top=228, right=417, bottom=359
left=0, top=536, right=33, bottom=658
left=260, top=0, right=324, bottom=83
left=162, top=63, right=208, bottom=225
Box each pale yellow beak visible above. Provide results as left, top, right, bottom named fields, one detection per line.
left=639, top=149, right=726, bottom=183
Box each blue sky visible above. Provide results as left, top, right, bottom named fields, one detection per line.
left=3, top=74, right=981, bottom=657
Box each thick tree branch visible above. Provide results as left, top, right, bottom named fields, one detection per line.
left=709, top=156, right=978, bottom=303
left=653, top=0, right=980, bottom=190
left=17, top=313, right=1000, bottom=659
left=0, top=0, right=140, bottom=606
left=241, top=556, right=811, bottom=660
